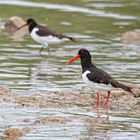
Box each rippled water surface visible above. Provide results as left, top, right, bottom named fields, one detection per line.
left=0, top=0, right=140, bottom=139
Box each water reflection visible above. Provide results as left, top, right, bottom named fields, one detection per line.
left=80, top=113, right=140, bottom=140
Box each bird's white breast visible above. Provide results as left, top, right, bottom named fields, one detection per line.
left=30, top=28, right=48, bottom=47
left=82, top=70, right=91, bottom=86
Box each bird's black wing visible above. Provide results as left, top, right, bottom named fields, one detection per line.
left=86, top=67, right=112, bottom=85
left=86, top=67, right=132, bottom=93
left=36, top=25, right=75, bottom=41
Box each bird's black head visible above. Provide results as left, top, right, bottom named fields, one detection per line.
left=78, top=49, right=91, bottom=59
left=66, top=49, right=93, bottom=69
left=27, top=18, right=36, bottom=25
left=18, top=18, right=37, bottom=32
left=78, top=49, right=93, bottom=69
left=26, top=18, right=37, bottom=32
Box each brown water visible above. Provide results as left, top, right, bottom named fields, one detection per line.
left=0, top=0, right=140, bottom=139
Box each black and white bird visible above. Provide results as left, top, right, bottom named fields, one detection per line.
left=19, top=18, right=75, bottom=54
left=67, top=49, right=133, bottom=109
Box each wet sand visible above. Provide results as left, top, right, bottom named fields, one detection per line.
left=0, top=84, right=140, bottom=139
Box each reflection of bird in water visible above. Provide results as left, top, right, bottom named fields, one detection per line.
left=19, top=18, right=75, bottom=54
left=81, top=114, right=110, bottom=140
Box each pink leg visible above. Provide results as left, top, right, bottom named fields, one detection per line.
left=96, top=92, right=100, bottom=108
left=102, top=91, right=111, bottom=108
left=92, top=92, right=100, bottom=110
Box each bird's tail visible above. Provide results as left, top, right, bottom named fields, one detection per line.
left=58, top=33, right=76, bottom=42
left=66, top=36, right=76, bottom=42
left=118, top=83, right=133, bottom=93
left=111, top=80, right=133, bottom=93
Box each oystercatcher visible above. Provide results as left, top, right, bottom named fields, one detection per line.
left=18, top=18, right=75, bottom=54
left=66, top=49, right=133, bottom=109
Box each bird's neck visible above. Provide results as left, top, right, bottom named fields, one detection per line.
left=29, top=23, right=37, bottom=33
left=81, top=57, right=96, bottom=71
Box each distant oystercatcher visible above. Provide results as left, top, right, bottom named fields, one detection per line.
left=18, top=18, right=75, bottom=54
left=67, top=49, right=133, bottom=109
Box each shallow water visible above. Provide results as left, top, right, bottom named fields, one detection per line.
left=0, top=0, right=140, bottom=139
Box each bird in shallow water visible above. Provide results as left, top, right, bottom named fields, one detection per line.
left=18, top=18, right=75, bottom=54
left=66, top=49, right=133, bottom=110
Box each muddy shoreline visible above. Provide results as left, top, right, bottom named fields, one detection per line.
left=0, top=84, right=140, bottom=139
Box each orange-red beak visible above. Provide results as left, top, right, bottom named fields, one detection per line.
left=18, top=23, right=28, bottom=30
left=66, top=54, right=80, bottom=65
